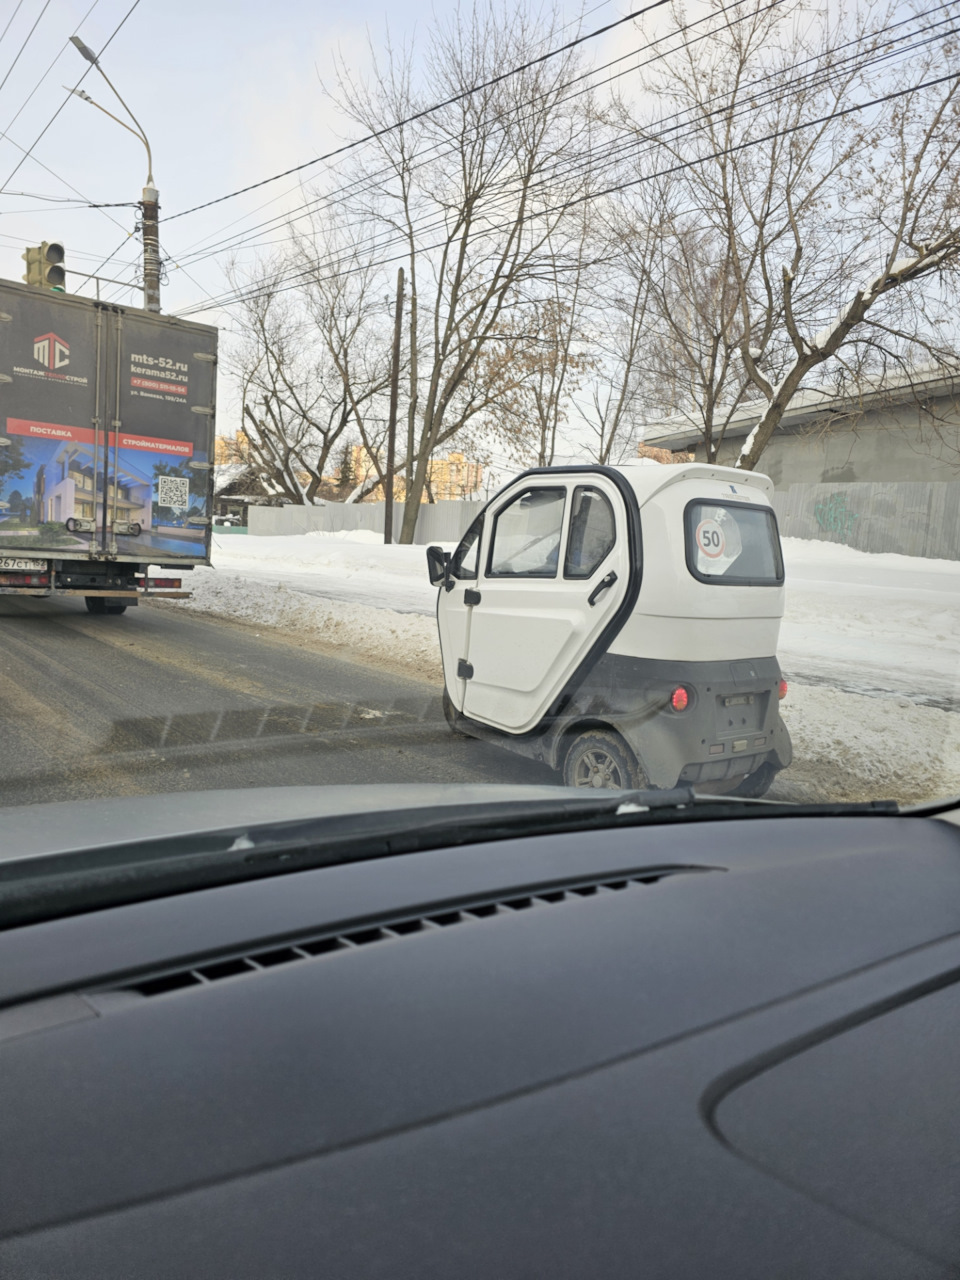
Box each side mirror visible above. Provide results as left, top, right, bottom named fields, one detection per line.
left=426, top=545, right=450, bottom=587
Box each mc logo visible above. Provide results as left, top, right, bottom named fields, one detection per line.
left=33, top=332, right=69, bottom=370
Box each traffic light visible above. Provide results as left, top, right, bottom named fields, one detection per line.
left=21, top=242, right=66, bottom=291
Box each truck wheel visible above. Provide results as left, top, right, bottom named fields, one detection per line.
left=563, top=730, right=644, bottom=791
left=85, top=598, right=127, bottom=615
left=730, top=760, right=778, bottom=798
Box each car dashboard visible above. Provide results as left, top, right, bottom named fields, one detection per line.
left=0, top=806, right=959, bottom=1278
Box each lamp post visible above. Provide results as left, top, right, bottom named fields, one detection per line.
left=67, top=36, right=160, bottom=312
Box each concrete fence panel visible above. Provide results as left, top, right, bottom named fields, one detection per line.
left=771, top=482, right=960, bottom=560
left=247, top=499, right=479, bottom=544
left=247, top=482, right=959, bottom=560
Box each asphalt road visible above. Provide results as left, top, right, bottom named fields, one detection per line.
left=0, top=595, right=557, bottom=810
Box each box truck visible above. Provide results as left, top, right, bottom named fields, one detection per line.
left=0, top=279, right=216, bottom=614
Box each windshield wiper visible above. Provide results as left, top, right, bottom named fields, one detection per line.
left=0, top=788, right=900, bottom=932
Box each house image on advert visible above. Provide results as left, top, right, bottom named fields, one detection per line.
left=38, top=443, right=153, bottom=530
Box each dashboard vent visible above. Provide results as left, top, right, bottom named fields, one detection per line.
left=102, top=866, right=705, bottom=1002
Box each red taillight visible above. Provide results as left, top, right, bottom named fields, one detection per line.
left=671, top=686, right=689, bottom=712
left=778, top=679, right=788, bottom=700
left=136, top=577, right=181, bottom=589
left=0, top=573, right=49, bottom=586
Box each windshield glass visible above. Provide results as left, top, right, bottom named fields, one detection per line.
left=0, top=0, right=957, bottom=866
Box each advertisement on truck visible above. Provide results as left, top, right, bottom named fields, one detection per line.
left=0, top=281, right=217, bottom=564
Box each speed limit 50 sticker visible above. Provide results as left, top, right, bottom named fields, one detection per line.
left=695, top=519, right=726, bottom=559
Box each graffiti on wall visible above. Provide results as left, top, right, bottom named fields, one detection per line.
left=814, top=491, right=860, bottom=542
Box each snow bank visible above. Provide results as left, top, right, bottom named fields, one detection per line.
left=174, top=570, right=442, bottom=680
left=778, top=683, right=959, bottom=805
left=779, top=536, right=960, bottom=708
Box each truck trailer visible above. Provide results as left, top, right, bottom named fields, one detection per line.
left=0, top=279, right=217, bottom=613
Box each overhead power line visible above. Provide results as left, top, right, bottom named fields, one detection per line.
left=169, top=0, right=766, bottom=268
left=0, top=0, right=103, bottom=150
left=0, top=0, right=52, bottom=99
left=163, top=0, right=673, bottom=224
left=174, top=65, right=960, bottom=318
left=172, top=5, right=954, bottom=297
left=0, top=0, right=142, bottom=194
left=0, top=2, right=28, bottom=53
left=168, top=0, right=952, bottom=277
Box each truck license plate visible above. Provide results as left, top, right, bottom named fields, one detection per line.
left=0, top=558, right=42, bottom=571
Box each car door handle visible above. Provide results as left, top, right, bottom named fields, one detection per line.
left=588, top=571, right=618, bottom=607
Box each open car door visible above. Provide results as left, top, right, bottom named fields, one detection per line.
left=442, top=471, right=634, bottom=734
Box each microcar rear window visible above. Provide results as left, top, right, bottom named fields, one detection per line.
left=684, top=500, right=784, bottom=585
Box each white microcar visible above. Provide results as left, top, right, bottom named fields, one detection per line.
left=427, top=462, right=792, bottom=795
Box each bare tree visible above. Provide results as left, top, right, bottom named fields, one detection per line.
left=614, top=0, right=960, bottom=470
left=229, top=256, right=390, bottom=503
left=321, top=2, right=598, bottom=538
left=295, top=225, right=396, bottom=501
left=576, top=206, right=660, bottom=464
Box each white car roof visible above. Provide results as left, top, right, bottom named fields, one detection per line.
left=612, top=461, right=774, bottom=506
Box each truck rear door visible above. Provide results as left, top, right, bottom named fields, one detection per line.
left=457, top=473, right=632, bottom=733
left=105, top=309, right=216, bottom=560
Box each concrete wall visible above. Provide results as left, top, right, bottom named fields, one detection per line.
left=248, top=499, right=479, bottom=545
left=703, top=397, right=960, bottom=489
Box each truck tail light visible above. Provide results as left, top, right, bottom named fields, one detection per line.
left=0, top=573, right=49, bottom=586
left=136, top=577, right=181, bottom=589
left=778, top=679, right=788, bottom=700
left=670, top=686, right=689, bottom=712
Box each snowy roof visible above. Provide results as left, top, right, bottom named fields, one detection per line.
left=214, top=463, right=251, bottom=494
left=643, top=363, right=960, bottom=450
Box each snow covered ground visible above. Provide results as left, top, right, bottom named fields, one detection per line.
left=164, top=529, right=960, bottom=804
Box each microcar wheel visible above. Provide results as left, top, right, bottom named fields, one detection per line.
left=730, top=760, right=778, bottom=798
left=563, top=730, right=643, bottom=791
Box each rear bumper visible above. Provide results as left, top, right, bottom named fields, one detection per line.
left=0, top=587, right=190, bottom=601
left=548, top=653, right=792, bottom=788
left=443, top=654, right=792, bottom=791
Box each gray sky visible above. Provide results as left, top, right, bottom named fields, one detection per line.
left=0, top=0, right=625, bottom=310
left=0, top=0, right=630, bottom=440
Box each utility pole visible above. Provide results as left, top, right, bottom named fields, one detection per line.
left=384, top=267, right=404, bottom=545
left=68, top=37, right=159, bottom=312
left=141, top=184, right=161, bottom=312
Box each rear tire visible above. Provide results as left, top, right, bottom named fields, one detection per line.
left=563, top=729, right=644, bottom=791
left=85, top=598, right=127, bottom=616
left=730, top=760, right=778, bottom=798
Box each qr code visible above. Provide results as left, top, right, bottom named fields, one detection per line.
left=157, top=475, right=190, bottom=508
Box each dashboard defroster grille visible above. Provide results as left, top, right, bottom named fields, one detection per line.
left=105, top=865, right=702, bottom=1002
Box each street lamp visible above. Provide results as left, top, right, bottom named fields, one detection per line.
left=67, top=36, right=161, bottom=312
